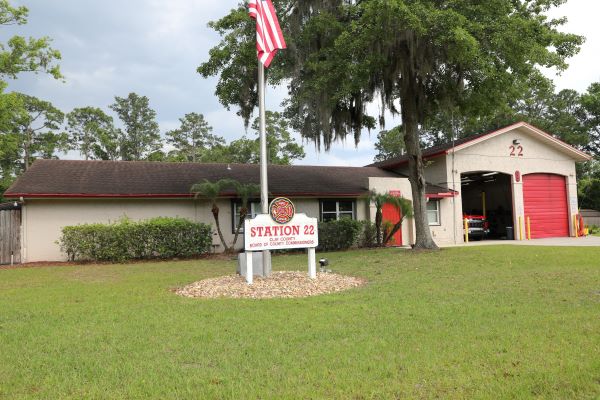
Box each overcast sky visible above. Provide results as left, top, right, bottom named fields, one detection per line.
left=5, top=0, right=600, bottom=166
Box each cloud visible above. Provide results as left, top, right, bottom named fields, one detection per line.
left=6, top=0, right=600, bottom=169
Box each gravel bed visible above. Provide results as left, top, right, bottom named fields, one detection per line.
left=176, top=271, right=366, bottom=299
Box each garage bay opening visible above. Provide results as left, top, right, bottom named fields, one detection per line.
left=461, top=172, right=514, bottom=240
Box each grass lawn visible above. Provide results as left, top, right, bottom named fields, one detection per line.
left=1, top=246, right=599, bottom=399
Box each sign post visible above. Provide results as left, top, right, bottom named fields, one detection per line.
left=245, top=251, right=253, bottom=285
left=244, top=198, right=319, bottom=284
left=308, top=248, right=316, bottom=279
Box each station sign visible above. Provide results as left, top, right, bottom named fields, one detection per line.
left=244, top=198, right=318, bottom=251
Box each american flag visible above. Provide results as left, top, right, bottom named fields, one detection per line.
left=248, top=0, right=286, bottom=68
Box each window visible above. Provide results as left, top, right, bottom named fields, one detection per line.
left=427, top=199, right=440, bottom=226
left=320, top=200, right=356, bottom=222
left=232, top=201, right=261, bottom=233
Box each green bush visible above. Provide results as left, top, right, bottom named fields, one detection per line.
left=59, top=217, right=212, bottom=262
left=359, top=221, right=379, bottom=248
left=587, top=224, right=600, bottom=234
left=317, top=218, right=363, bottom=252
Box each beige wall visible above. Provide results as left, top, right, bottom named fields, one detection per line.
left=22, top=199, right=206, bottom=262
left=21, top=196, right=372, bottom=262
left=427, top=197, right=457, bottom=245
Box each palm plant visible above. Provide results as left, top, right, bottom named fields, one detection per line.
left=191, top=178, right=234, bottom=253
left=381, top=195, right=413, bottom=246
left=231, top=181, right=260, bottom=248
left=368, top=190, right=388, bottom=247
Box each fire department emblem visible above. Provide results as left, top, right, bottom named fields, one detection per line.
left=269, top=197, right=295, bottom=224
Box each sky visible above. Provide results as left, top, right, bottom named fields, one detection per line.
left=5, top=0, right=600, bottom=167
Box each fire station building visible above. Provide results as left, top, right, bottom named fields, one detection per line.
left=4, top=121, right=591, bottom=262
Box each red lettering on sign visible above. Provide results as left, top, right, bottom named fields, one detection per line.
left=304, top=225, right=315, bottom=235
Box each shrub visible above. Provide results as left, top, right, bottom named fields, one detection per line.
left=59, top=217, right=212, bottom=262
left=317, top=218, right=363, bottom=251
left=359, top=221, right=379, bottom=248
left=587, top=224, right=600, bottom=234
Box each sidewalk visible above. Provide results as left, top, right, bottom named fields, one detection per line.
left=440, top=235, right=600, bottom=247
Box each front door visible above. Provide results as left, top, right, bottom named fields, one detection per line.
left=382, top=190, right=402, bottom=246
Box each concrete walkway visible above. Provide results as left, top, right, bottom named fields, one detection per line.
left=440, top=235, right=600, bottom=247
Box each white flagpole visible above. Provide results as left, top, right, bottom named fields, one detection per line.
left=258, top=61, right=271, bottom=276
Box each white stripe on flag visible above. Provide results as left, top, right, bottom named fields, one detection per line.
left=262, top=3, right=283, bottom=49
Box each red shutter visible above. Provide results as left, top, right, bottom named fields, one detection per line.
left=523, top=174, right=569, bottom=238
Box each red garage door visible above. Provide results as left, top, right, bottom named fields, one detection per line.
left=523, top=174, right=569, bottom=238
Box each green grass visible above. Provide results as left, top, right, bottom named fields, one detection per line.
left=0, top=246, right=599, bottom=399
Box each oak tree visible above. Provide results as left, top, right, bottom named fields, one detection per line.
left=200, top=0, right=582, bottom=249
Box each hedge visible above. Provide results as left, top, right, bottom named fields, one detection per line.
left=317, top=218, right=363, bottom=251
left=59, top=217, right=212, bottom=262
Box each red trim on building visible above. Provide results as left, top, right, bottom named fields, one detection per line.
left=426, top=192, right=458, bottom=199
left=5, top=192, right=367, bottom=199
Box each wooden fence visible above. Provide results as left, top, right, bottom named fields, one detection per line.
left=0, top=209, right=21, bottom=265
left=581, top=209, right=600, bottom=228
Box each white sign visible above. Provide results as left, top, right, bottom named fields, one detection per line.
left=244, top=213, right=318, bottom=251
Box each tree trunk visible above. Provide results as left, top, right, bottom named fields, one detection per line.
left=375, top=207, right=382, bottom=246
left=400, top=67, right=438, bottom=250
left=231, top=207, right=247, bottom=248
left=384, top=219, right=403, bottom=245
left=211, top=204, right=230, bottom=252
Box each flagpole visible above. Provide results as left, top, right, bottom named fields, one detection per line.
left=258, top=61, right=272, bottom=276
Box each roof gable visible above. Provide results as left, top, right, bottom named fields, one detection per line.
left=449, top=122, right=591, bottom=161
left=370, top=121, right=591, bottom=169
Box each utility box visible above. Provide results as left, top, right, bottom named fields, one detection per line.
left=237, top=251, right=271, bottom=278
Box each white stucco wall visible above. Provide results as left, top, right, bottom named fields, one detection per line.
left=21, top=196, right=372, bottom=262
left=22, top=199, right=206, bottom=262
left=427, top=197, right=457, bottom=245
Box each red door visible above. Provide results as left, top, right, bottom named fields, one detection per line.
left=382, top=190, right=403, bottom=246
left=523, top=174, right=569, bottom=238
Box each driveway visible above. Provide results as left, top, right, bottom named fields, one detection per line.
left=441, top=235, right=600, bottom=247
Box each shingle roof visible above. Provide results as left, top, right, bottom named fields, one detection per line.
left=5, top=159, right=409, bottom=199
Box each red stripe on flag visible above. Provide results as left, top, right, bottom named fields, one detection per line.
left=248, top=0, right=286, bottom=67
